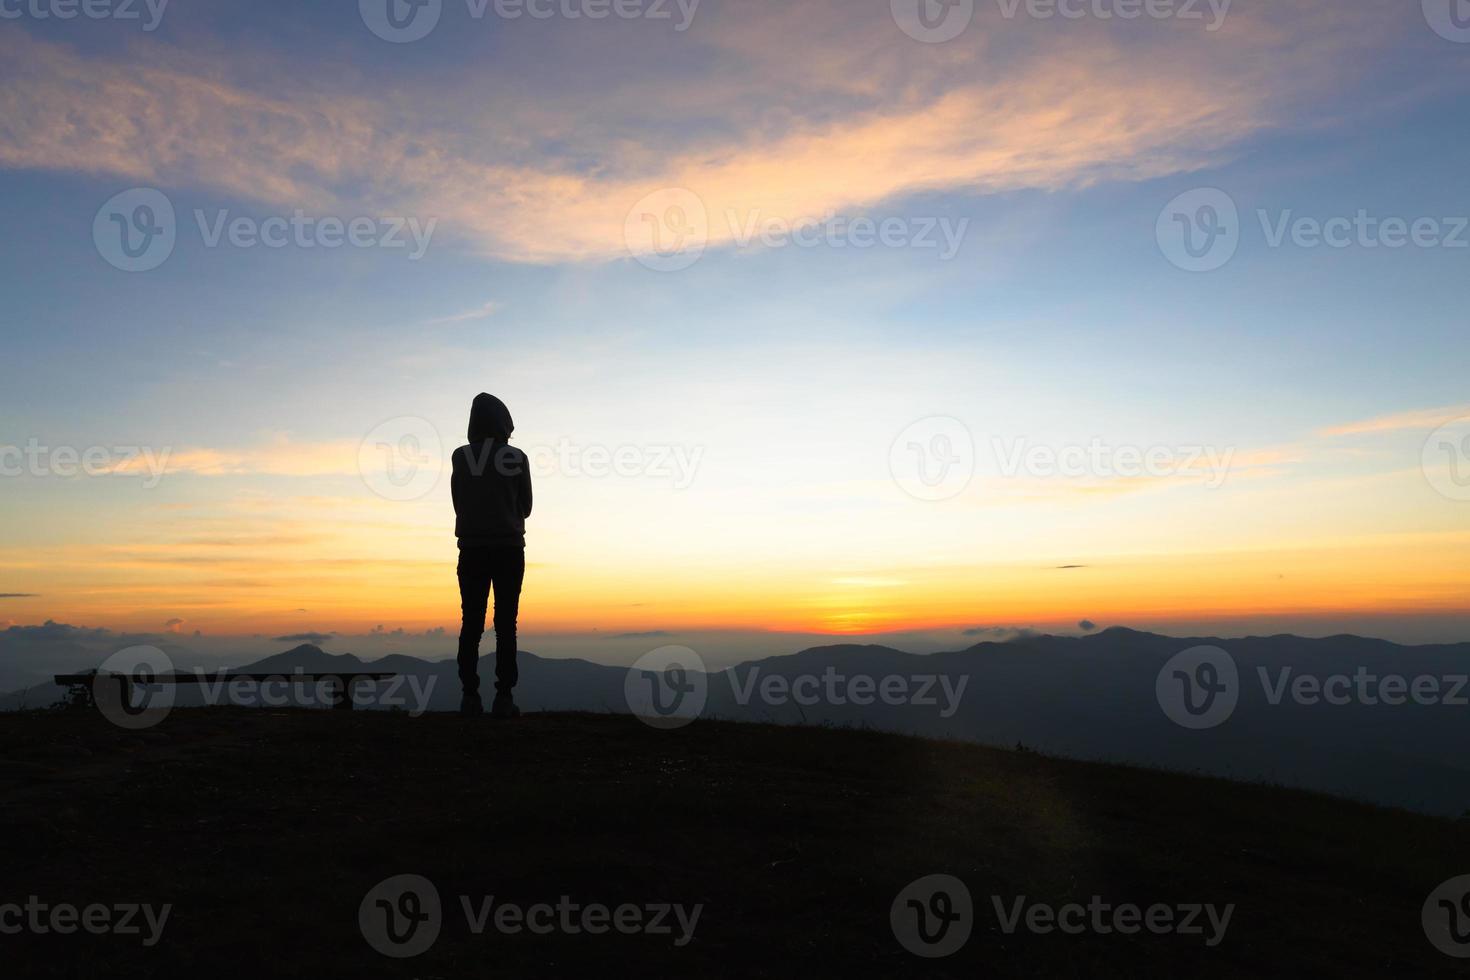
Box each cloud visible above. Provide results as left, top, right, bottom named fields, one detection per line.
left=0, top=593, right=38, bottom=599
left=1055, top=565, right=1087, bottom=570
left=0, top=4, right=1407, bottom=265
left=1078, top=620, right=1097, bottom=632
left=961, top=626, right=1039, bottom=641
left=0, top=620, right=188, bottom=690
left=609, top=630, right=671, bottom=640
left=272, top=632, right=335, bottom=645
left=1321, top=405, right=1470, bottom=437
left=364, top=626, right=449, bottom=640
left=108, top=436, right=365, bottom=479
left=423, top=301, right=503, bottom=326
left=164, top=618, right=186, bottom=633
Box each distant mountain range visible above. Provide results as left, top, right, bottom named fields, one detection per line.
left=6, top=627, right=1470, bottom=815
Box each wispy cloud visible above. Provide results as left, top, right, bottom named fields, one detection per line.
left=1321, top=405, right=1470, bottom=437
left=109, top=436, right=366, bottom=478
left=0, top=3, right=1407, bottom=265
left=422, top=301, right=503, bottom=326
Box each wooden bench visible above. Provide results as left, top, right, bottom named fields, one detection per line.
left=54, top=671, right=399, bottom=712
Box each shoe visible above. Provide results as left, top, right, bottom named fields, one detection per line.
left=459, top=695, right=484, bottom=717
left=490, top=695, right=520, bottom=720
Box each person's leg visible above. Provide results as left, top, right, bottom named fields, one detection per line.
left=489, top=547, right=527, bottom=698
left=457, top=548, right=493, bottom=704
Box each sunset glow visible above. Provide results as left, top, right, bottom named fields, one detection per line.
left=2, top=0, right=1468, bottom=650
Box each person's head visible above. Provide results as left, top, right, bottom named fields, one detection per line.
left=468, top=392, right=514, bottom=443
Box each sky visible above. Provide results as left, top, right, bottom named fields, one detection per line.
left=2, top=0, right=1469, bottom=661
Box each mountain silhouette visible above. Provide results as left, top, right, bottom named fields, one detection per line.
left=7, top=629, right=1470, bottom=814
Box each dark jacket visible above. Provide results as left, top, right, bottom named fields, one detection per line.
left=452, top=393, right=532, bottom=549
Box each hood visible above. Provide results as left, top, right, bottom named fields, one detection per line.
left=467, top=392, right=514, bottom=443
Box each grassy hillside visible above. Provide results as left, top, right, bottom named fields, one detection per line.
left=0, top=708, right=1464, bottom=977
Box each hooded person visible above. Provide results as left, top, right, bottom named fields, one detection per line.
left=451, top=392, right=533, bottom=718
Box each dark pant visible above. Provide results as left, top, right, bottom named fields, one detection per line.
left=457, top=546, right=526, bottom=700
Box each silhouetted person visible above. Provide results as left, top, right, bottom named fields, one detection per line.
left=452, top=393, right=532, bottom=718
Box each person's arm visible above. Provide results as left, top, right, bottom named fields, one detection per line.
left=519, top=457, right=533, bottom=519
left=450, top=449, right=466, bottom=518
